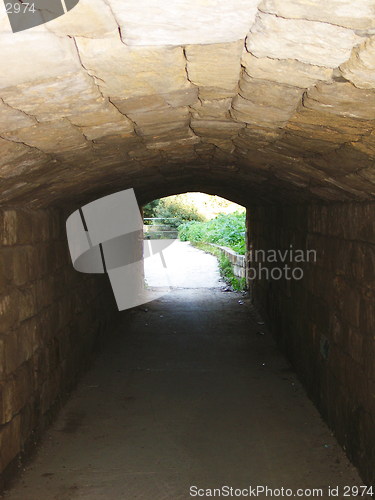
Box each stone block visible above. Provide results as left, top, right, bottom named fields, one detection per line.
left=247, top=13, right=360, bottom=68
left=259, top=0, right=375, bottom=31
left=76, top=37, right=190, bottom=97
left=185, top=41, right=243, bottom=98
left=0, top=100, right=36, bottom=133
left=340, top=37, right=375, bottom=90
left=4, top=120, right=88, bottom=154
left=0, top=138, right=49, bottom=180
left=191, top=99, right=232, bottom=120
left=0, top=363, right=33, bottom=425
left=110, top=0, right=259, bottom=46
left=0, top=415, right=21, bottom=471
left=304, top=82, right=375, bottom=120
left=82, top=119, right=134, bottom=141
left=242, top=52, right=333, bottom=88
left=2, top=319, right=37, bottom=376
left=47, top=0, right=117, bottom=37
left=1, top=72, right=102, bottom=123
left=231, top=95, right=296, bottom=127
left=0, top=291, right=20, bottom=334
left=190, top=119, right=244, bottom=139
left=0, top=34, right=81, bottom=89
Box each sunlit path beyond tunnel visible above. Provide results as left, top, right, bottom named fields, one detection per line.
left=2, top=245, right=367, bottom=500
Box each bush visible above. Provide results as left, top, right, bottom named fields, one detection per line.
left=178, top=212, right=246, bottom=254
left=150, top=197, right=205, bottom=229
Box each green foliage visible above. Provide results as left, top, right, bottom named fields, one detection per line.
left=152, top=196, right=205, bottom=229
left=178, top=212, right=246, bottom=254
left=143, top=199, right=160, bottom=224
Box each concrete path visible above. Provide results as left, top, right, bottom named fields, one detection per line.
left=2, top=245, right=367, bottom=499
left=144, top=240, right=222, bottom=289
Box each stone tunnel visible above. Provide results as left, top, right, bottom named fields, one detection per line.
left=0, top=0, right=374, bottom=492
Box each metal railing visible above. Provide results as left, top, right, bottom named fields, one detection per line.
left=143, top=218, right=179, bottom=240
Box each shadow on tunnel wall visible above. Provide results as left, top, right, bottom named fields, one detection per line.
left=248, top=202, right=375, bottom=487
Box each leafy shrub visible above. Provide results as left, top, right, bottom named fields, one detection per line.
left=178, top=212, right=246, bottom=254
left=149, top=197, right=204, bottom=229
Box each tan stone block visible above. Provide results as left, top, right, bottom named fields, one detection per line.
left=0, top=415, right=21, bottom=471
left=191, top=99, right=232, bottom=120
left=0, top=100, right=36, bottom=133
left=185, top=41, right=243, bottom=98
left=146, top=133, right=200, bottom=151
left=76, top=37, right=190, bottom=97
left=110, top=0, right=259, bottom=46
left=304, top=82, right=375, bottom=120
left=340, top=37, right=375, bottom=90
left=4, top=120, right=88, bottom=154
left=2, top=320, right=37, bottom=376
left=0, top=291, right=20, bottom=334
left=231, top=95, right=295, bottom=127
left=259, top=0, right=375, bottom=31
left=0, top=139, right=49, bottom=180
left=18, top=286, right=37, bottom=323
left=247, top=13, right=360, bottom=68
left=190, top=119, right=244, bottom=139
left=47, top=0, right=117, bottom=37
left=242, top=52, right=333, bottom=88
left=1, top=72, right=102, bottom=122
left=82, top=119, right=134, bottom=141
left=0, top=364, right=33, bottom=425
left=287, top=107, right=373, bottom=139
left=67, top=100, right=128, bottom=127
left=204, top=138, right=235, bottom=153
left=0, top=34, right=81, bottom=89
left=128, top=107, right=189, bottom=127
left=239, top=73, right=304, bottom=110
left=273, top=133, right=340, bottom=155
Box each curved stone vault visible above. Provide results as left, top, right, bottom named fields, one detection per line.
left=0, top=0, right=374, bottom=208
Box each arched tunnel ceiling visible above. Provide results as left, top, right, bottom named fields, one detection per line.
left=0, top=0, right=375, bottom=208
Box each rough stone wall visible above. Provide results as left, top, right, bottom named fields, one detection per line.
left=248, top=203, right=375, bottom=485
left=0, top=208, right=116, bottom=484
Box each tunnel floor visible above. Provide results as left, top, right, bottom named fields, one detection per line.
left=2, top=248, right=367, bottom=499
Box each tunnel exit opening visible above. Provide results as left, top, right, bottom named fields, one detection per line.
left=141, top=192, right=247, bottom=293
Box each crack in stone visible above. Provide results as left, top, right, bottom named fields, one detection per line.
left=0, top=98, right=40, bottom=124
left=72, top=37, right=106, bottom=100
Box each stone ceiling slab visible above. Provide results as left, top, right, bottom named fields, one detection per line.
left=0, top=33, right=81, bottom=89
left=304, top=82, right=375, bottom=120
left=185, top=41, right=243, bottom=99
left=246, top=13, right=361, bottom=67
left=3, top=120, right=88, bottom=154
left=242, top=53, right=333, bottom=88
left=259, top=0, right=375, bottom=31
left=0, top=2, right=374, bottom=207
left=340, top=37, right=375, bottom=90
left=109, top=0, right=261, bottom=45
left=191, top=99, right=232, bottom=120
left=0, top=73, right=103, bottom=123
left=76, top=36, right=190, bottom=97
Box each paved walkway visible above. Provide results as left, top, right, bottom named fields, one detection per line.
left=2, top=245, right=367, bottom=499
left=144, top=240, right=222, bottom=289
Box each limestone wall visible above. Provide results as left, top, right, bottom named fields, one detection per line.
left=0, top=208, right=116, bottom=484
left=248, top=202, right=375, bottom=485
